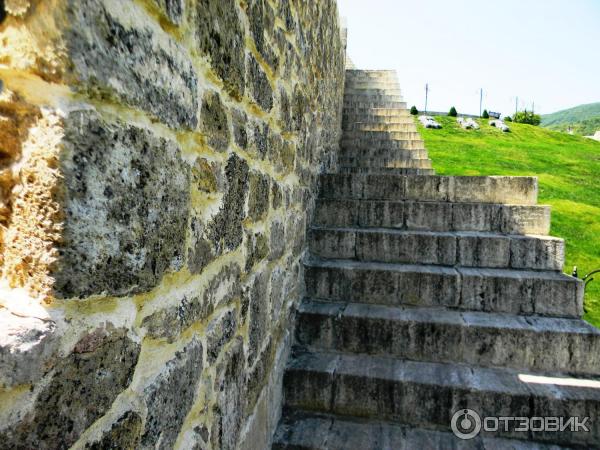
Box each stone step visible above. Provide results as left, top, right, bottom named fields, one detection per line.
left=344, top=79, right=401, bottom=86
left=343, top=101, right=408, bottom=109
left=308, top=228, right=564, bottom=271
left=341, top=139, right=426, bottom=150
left=342, top=115, right=413, bottom=125
left=338, top=157, right=433, bottom=170
left=345, top=70, right=397, bottom=79
left=283, top=351, right=600, bottom=447
left=272, top=410, right=569, bottom=450
left=318, top=174, right=539, bottom=205
left=342, top=130, right=422, bottom=141
left=344, top=94, right=404, bottom=102
left=343, top=88, right=403, bottom=96
left=339, top=148, right=430, bottom=161
left=343, top=107, right=412, bottom=116
left=345, top=123, right=419, bottom=131
left=314, top=199, right=551, bottom=234
left=296, top=299, right=600, bottom=375
left=337, top=167, right=436, bottom=175
left=343, top=120, right=414, bottom=128
left=304, top=258, right=583, bottom=318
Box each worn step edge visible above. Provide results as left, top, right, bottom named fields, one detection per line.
left=304, top=258, right=583, bottom=318
left=296, top=299, right=600, bottom=376
left=318, top=174, right=538, bottom=205
left=314, top=199, right=551, bottom=235
left=284, top=351, right=600, bottom=447
left=273, top=409, right=576, bottom=450
left=308, top=227, right=564, bottom=271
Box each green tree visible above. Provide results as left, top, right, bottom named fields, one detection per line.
left=482, top=109, right=489, bottom=119
left=513, top=110, right=541, bottom=126
left=410, top=105, right=419, bottom=115
left=448, top=106, right=457, bottom=117
left=504, top=116, right=512, bottom=122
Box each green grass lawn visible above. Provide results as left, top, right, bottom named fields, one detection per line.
left=416, top=115, right=600, bottom=327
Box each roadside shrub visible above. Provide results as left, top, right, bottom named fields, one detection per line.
left=410, top=105, right=418, bottom=115
left=504, top=116, right=512, bottom=122
left=482, top=109, right=489, bottom=119
left=448, top=106, right=457, bottom=117
left=513, top=110, right=541, bottom=126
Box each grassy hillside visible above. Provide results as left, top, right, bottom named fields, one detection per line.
left=541, top=102, right=600, bottom=136
left=416, top=115, right=600, bottom=328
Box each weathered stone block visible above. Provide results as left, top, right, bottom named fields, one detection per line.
left=246, top=231, right=269, bottom=271
left=54, top=111, right=190, bottom=299
left=200, top=91, right=230, bottom=152
left=207, top=153, right=249, bottom=253
left=246, top=272, right=270, bottom=366
left=188, top=229, right=215, bottom=275
left=269, top=220, right=286, bottom=261
left=248, top=171, right=270, bottom=221
left=195, top=0, right=245, bottom=98
left=232, top=109, right=248, bottom=149
left=206, top=309, right=237, bottom=363
left=247, top=54, right=273, bottom=112
left=0, top=326, right=140, bottom=449
left=271, top=182, right=283, bottom=209
left=152, top=0, right=184, bottom=25
left=65, top=0, right=198, bottom=128
left=86, top=411, right=143, bottom=450
left=141, top=338, right=203, bottom=449
left=212, top=337, right=246, bottom=450
left=247, top=0, right=278, bottom=70
left=142, top=294, right=213, bottom=342
left=0, top=308, right=57, bottom=388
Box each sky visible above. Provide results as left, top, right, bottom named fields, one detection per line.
left=337, top=0, right=600, bottom=116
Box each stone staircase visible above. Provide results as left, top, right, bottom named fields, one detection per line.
left=339, top=70, right=434, bottom=174
left=272, top=70, right=600, bottom=449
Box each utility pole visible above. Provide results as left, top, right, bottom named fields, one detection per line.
left=515, top=97, right=518, bottom=115
left=425, top=83, right=429, bottom=113
left=532, top=101, right=535, bottom=114
left=479, top=88, right=483, bottom=117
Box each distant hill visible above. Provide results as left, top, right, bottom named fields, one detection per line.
left=541, top=102, right=600, bottom=135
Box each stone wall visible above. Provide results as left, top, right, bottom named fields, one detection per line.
left=0, top=1, right=345, bottom=448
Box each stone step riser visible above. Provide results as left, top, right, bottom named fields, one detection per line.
left=308, top=229, right=564, bottom=271
left=318, top=175, right=538, bottom=205
left=284, top=354, right=599, bottom=447
left=338, top=149, right=429, bottom=160
left=304, top=261, right=582, bottom=317
left=343, top=124, right=419, bottom=131
left=344, top=80, right=402, bottom=91
left=341, top=141, right=426, bottom=151
left=295, top=301, right=600, bottom=375
left=339, top=159, right=433, bottom=170
left=273, top=411, right=557, bottom=450
left=343, top=131, right=422, bottom=140
left=343, top=102, right=408, bottom=109
left=344, top=95, right=404, bottom=102
left=314, top=200, right=551, bottom=235
left=343, top=88, right=403, bottom=96
left=344, top=77, right=398, bottom=84
left=343, top=108, right=411, bottom=115
left=337, top=168, right=436, bottom=175
left=342, top=116, right=413, bottom=124
left=345, top=71, right=397, bottom=79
